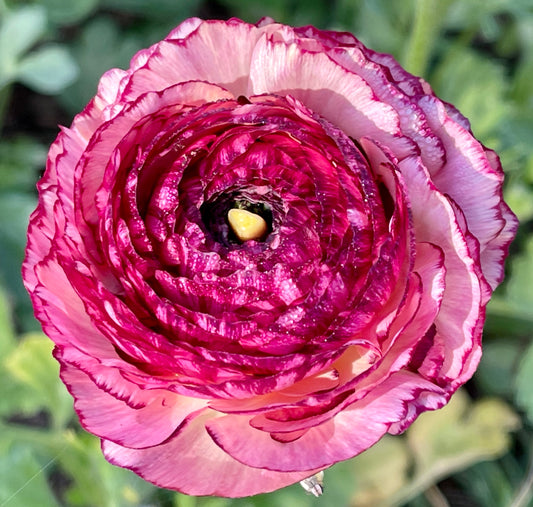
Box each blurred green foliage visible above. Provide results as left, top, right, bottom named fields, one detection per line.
left=1, top=0, right=532, bottom=505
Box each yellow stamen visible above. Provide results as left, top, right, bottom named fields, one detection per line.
left=227, top=208, right=268, bottom=242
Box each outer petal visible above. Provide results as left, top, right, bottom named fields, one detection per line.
left=399, top=155, right=483, bottom=382
left=102, top=412, right=321, bottom=497
left=248, top=37, right=416, bottom=158
left=59, top=357, right=207, bottom=449
left=206, top=371, right=445, bottom=473
left=30, top=255, right=115, bottom=359
left=418, top=96, right=518, bottom=289
left=23, top=125, right=87, bottom=292
left=121, top=19, right=266, bottom=100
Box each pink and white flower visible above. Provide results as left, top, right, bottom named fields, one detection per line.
left=23, top=18, right=517, bottom=497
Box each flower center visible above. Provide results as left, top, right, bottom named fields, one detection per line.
left=227, top=208, right=268, bottom=242
left=200, top=193, right=273, bottom=245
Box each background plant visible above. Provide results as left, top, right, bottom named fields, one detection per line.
left=1, top=1, right=532, bottom=505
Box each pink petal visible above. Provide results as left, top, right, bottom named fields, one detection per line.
left=248, top=38, right=415, bottom=157
left=122, top=19, right=265, bottom=100
left=166, top=17, right=203, bottom=40
left=102, top=411, right=321, bottom=497
left=31, top=254, right=115, bottom=359
left=76, top=81, right=233, bottom=226
left=206, top=371, right=445, bottom=473
left=59, top=359, right=207, bottom=448
left=399, top=155, right=483, bottom=382
left=418, top=96, right=518, bottom=289
left=327, top=47, right=446, bottom=170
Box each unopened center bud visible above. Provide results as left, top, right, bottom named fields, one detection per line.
left=227, top=208, right=268, bottom=242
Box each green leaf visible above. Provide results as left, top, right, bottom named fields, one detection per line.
left=475, top=340, right=523, bottom=398
left=402, top=0, right=453, bottom=76
left=346, top=0, right=414, bottom=58
left=16, top=44, right=79, bottom=94
left=454, top=460, right=516, bottom=507
left=217, top=0, right=290, bottom=23
left=408, top=391, right=519, bottom=473
left=505, top=236, right=533, bottom=318
left=0, top=368, right=44, bottom=418
left=290, top=0, right=339, bottom=28
left=193, top=496, right=231, bottom=507
left=515, top=341, right=533, bottom=424
left=0, top=286, right=22, bottom=418
left=504, top=180, right=533, bottom=223
left=101, top=0, right=201, bottom=20
left=348, top=436, right=410, bottom=506
left=0, top=5, right=47, bottom=86
left=59, top=430, right=154, bottom=507
left=4, top=333, right=73, bottom=428
left=58, top=16, right=139, bottom=113
left=0, top=192, right=36, bottom=249
left=0, top=443, right=60, bottom=507
left=0, top=425, right=145, bottom=507
left=0, top=320, right=50, bottom=418
left=445, top=0, right=530, bottom=37
left=431, top=46, right=510, bottom=143
left=36, top=0, right=98, bottom=26
left=0, top=136, right=46, bottom=192
left=0, top=285, right=16, bottom=356
left=485, top=297, right=533, bottom=337
left=0, top=191, right=38, bottom=333
left=384, top=391, right=520, bottom=506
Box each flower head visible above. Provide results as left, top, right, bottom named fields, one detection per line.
left=23, top=18, right=517, bottom=497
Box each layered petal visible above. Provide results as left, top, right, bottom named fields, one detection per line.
left=102, top=412, right=322, bottom=497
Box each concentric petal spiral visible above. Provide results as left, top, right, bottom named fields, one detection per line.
left=23, top=17, right=517, bottom=497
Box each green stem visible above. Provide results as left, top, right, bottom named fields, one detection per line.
left=403, top=0, right=450, bottom=77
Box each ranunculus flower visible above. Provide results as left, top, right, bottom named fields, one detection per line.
left=23, top=17, right=517, bottom=497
